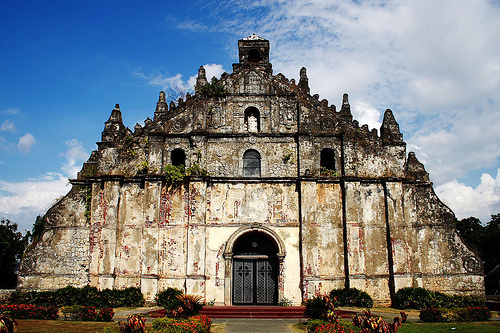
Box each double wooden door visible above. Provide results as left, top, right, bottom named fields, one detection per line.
left=232, top=258, right=277, bottom=305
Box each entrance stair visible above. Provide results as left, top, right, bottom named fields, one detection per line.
left=201, top=306, right=307, bottom=318
left=147, top=306, right=356, bottom=319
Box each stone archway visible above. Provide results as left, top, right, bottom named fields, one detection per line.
left=223, top=224, right=286, bottom=305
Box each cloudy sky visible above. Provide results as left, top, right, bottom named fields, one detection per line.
left=1, top=0, right=500, bottom=232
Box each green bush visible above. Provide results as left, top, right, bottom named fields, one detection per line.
left=393, top=287, right=485, bottom=310
left=156, top=288, right=183, bottom=311
left=431, top=292, right=484, bottom=308
left=102, top=287, right=145, bottom=307
left=419, top=307, right=446, bottom=322
left=304, top=295, right=336, bottom=321
left=393, top=287, right=434, bottom=310
left=9, top=286, right=144, bottom=308
left=329, top=288, right=374, bottom=308
left=453, top=307, right=492, bottom=322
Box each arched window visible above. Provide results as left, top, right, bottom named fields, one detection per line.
left=243, top=150, right=261, bottom=177
left=171, top=148, right=186, bottom=166
left=244, top=107, right=260, bottom=132
left=248, top=49, right=263, bottom=63
left=320, top=148, right=335, bottom=170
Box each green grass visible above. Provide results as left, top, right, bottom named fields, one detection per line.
left=398, top=322, right=500, bottom=333
left=294, top=320, right=500, bottom=333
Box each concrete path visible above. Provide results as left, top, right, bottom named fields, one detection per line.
left=213, top=318, right=300, bottom=332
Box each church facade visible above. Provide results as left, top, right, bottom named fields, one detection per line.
left=19, top=35, right=484, bottom=305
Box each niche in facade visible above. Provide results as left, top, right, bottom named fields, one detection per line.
left=244, top=107, right=260, bottom=133
left=320, top=148, right=335, bottom=170
left=243, top=149, right=261, bottom=177
left=171, top=148, right=186, bottom=166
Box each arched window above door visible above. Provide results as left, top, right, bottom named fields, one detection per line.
left=243, top=149, right=261, bottom=177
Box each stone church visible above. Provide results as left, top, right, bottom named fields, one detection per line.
left=19, top=35, right=484, bottom=306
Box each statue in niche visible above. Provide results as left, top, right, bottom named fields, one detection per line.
left=248, top=114, right=258, bottom=132
left=209, top=106, right=224, bottom=129
left=244, top=107, right=260, bottom=132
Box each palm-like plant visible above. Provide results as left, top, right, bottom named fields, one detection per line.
left=172, top=294, right=204, bottom=318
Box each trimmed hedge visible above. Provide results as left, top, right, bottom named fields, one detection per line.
left=0, top=304, right=58, bottom=320
left=9, top=285, right=144, bottom=308
left=419, top=306, right=492, bottom=322
left=393, top=287, right=484, bottom=310
left=329, top=288, right=374, bottom=308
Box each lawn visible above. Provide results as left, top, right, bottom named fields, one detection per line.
left=293, top=321, right=500, bottom=333
left=398, top=322, right=500, bottom=333
left=13, top=319, right=226, bottom=333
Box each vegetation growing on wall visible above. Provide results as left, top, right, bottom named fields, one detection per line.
left=198, top=77, right=227, bottom=97
left=164, top=164, right=209, bottom=183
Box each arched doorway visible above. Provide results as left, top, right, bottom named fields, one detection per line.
left=224, top=225, right=285, bottom=305
left=232, top=231, right=278, bottom=305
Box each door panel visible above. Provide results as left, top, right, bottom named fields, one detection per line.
left=233, top=258, right=277, bottom=305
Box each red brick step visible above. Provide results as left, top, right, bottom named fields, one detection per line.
left=148, top=306, right=355, bottom=319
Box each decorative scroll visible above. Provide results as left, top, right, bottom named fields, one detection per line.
left=320, top=117, right=336, bottom=131
left=463, top=255, right=481, bottom=273
left=171, top=118, right=187, bottom=133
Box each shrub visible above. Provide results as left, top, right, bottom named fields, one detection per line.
left=0, top=304, right=58, bottom=320
left=172, top=294, right=204, bottom=318
left=393, top=287, right=434, bottom=309
left=453, top=307, right=492, bottom=322
left=329, top=288, right=374, bottom=308
left=306, top=319, right=329, bottom=333
left=156, top=288, right=183, bottom=311
left=0, top=313, right=17, bottom=333
left=102, top=287, right=145, bottom=307
left=352, top=310, right=401, bottom=333
left=419, top=307, right=446, bottom=322
left=304, top=294, right=340, bottom=323
left=393, top=287, right=485, bottom=310
left=304, top=295, right=333, bottom=321
left=9, top=286, right=144, bottom=308
left=312, top=322, right=352, bottom=333
left=151, top=315, right=211, bottom=333
left=120, top=314, right=146, bottom=333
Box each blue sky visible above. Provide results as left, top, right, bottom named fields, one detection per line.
left=1, top=0, right=500, bottom=232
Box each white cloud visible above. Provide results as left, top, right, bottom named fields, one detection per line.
left=436, top=169, right=500, bottom=222
left=175, top=0, right=500, bottom=218
left=60, top=139, right=89, bottom=178
left=139, top=63, right=227, bottom=100
left=0, top=120, right=16, bottom=132
left=1, top=108, right=19, bottom=115
left=0, top=172, right=69, bottom=232
left=0, top=140, right=89, bottom=232
left=351, top=101, right=382, bottom=131
left=18, top=133, right=35, bottom=154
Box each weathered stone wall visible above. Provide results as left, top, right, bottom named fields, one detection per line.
left=18, top=187, right=90, bottom=290
left=18, top=35, right=484, bottom=306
